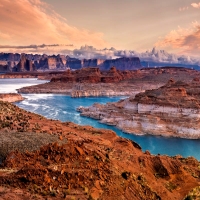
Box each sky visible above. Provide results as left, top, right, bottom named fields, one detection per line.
left=0, top=0, right=200, bottom=63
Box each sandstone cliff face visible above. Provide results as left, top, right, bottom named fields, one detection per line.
left=78, top=79, right=200, bottom=139
left=37, top=55, right=66, bottom=70
left=81, top=58, right=104, bottom=67
left=13, top=54, right=36, bottom=72
left=0, top=53, right=20, bottom=72
left=81, top=57, right=142, bottom=70
left=66, top=56, right=82, bottom=69
left=100, top=57, right=142, bottom=70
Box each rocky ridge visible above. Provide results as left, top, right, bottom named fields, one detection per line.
left=51, top=67, right=139, bottom=83
left=78, top=79, right=200, bottom=139
left=0, top=101, right=200, bottom=199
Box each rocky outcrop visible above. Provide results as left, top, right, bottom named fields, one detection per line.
left=0, top=93, right=24, bottom=102
left=37, top=55, right=66, bottom=70
left=78, top=79, right=200, bottom=139
left=66, top=56, right=82, bottom=69
left=99, top=57, right=142, bottom=70
left=51, top=67, right=139, bottom=84
left=12, top=54, right=36, bottom=72
left=81, top=58, right=104, bottom=67
left=0, top=101, right=200, bottom=199
left=0, top=56, right=18, bottom=72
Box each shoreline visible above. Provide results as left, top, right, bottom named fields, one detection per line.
left=0, top=93, right=25, bottom=103
left=77, top=79, right=200, bottom=140
left=13, top=91, right=200, bottom=162
left=80, top=110, right=200, bottom=140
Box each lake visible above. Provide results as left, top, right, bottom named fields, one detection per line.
left=1, top=78, right=200, bottom=160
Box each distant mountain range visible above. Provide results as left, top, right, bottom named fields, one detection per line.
left=0, top=53, right=142, bottom=72
left=0, top=52, right=199, bottom=72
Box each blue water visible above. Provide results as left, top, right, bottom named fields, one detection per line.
left=1, top=78, right=199, bottom=160
left=15, top=93, right=200, bottom=160
left=0, top=78, right=48, bottom=93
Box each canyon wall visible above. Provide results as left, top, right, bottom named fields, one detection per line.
left=81, top=58, right=105, bottom=68
left=77, top=80, right=200, bottom=139
left=12, top=54, right=36, bottom=72
left=99, top=57, right=142, bottom=70
left=37, top=55, right=66, bottom=70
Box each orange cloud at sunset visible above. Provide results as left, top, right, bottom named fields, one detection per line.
left=0, top=0, right=108, bottom=50
left=155, top=22, right=200, bottom=55
left=191, top=2, right=200, bottom=8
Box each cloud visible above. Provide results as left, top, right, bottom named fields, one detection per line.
left=0, top=44, right=73, bottom=49
left=191, top=2, right=200, bottom=8
left=60, top=45, right=200, bottom=66
left=155, top=21, right=200, bottom=55
left=0, top=0, right=107, bottom=48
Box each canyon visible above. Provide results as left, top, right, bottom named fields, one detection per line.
left=78, top=78, right=200, bottom=139
left=0, top=66, right=200, bottom=199
left=0, top=100, right=200, bottom=199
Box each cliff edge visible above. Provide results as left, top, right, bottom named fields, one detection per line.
left=78, top=79, right=200, bottom=139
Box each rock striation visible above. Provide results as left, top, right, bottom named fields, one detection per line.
left=78, top=79, right=200, bottom=139
left=0, top=101, right=200, bottom=199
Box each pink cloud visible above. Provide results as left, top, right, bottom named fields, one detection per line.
left=191, top=2, right=200, bottom=8
left=0, top=0, right=108, bottom=48
left=155, top=22, right=200, bottom=55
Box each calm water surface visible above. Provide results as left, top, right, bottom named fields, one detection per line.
left=1, top=78, right=200, bottom=160
left=0, top=78, right=48, bottom=93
